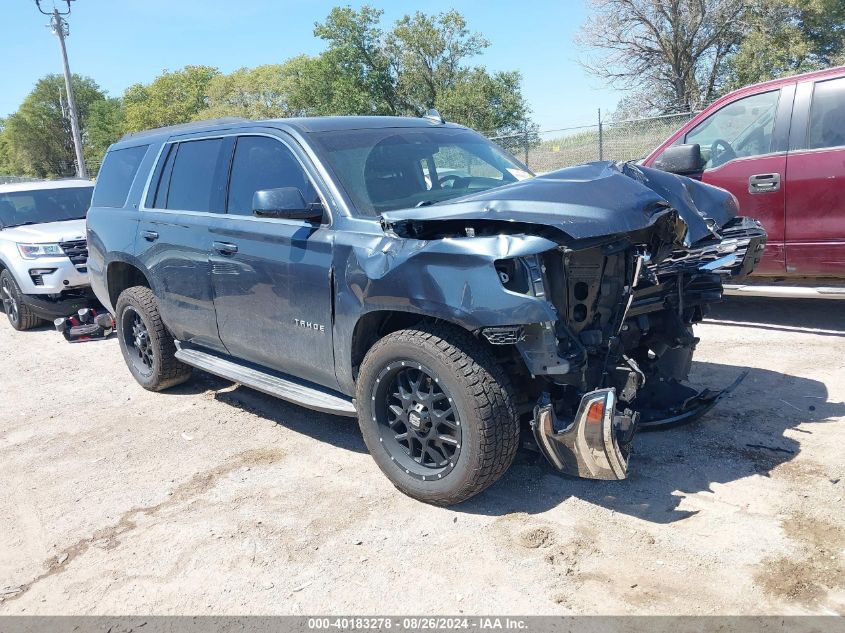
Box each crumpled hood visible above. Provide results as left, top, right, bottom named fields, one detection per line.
left=381, top=161, right=738, bottom=246
left=0, top=219, right=86, bottom=244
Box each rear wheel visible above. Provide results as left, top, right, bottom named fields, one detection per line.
left=0, top=270, right=41, bottom=331
left=356, top=324, right=520, bottom=505
left=115, top=286, right=191, bottom=391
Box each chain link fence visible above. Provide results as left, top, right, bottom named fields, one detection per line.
left=487, top=111, right=697, bottom=173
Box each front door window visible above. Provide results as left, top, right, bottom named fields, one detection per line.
left=684, top=90, right=781, bottom=168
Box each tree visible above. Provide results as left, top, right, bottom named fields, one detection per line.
left=123, top=65, right=220, bottom=132
left=436, top=69, right=532, bottom=135
left=85, top=97, right=125, bottom=173
left=726, top=0, right=845, bottom=88
left=201, top=59, right=342, bottom=120
left=579, top=0, right=748, bottom=114
left=3, top=74, right=106, bottom=178
left=314, top=6, right=400, bottom=115
left=387, top=10, right=489, bottom=111
left=311, top=5, right=532, bottom=134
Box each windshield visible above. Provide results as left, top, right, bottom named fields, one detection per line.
left=0, top=186, right=94, bottom=229
left=310, top=127, right=532, bottom=216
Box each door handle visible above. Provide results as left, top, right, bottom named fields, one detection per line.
left=213, top=241, right=238, bottom=255
left=748, top=173, right=781, bottom=193
left=141, top=230, right=159, bottom=242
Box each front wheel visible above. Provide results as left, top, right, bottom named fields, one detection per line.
left=0, top=270, right=41, bottom=331
left=115, top=286, right=191, bottom=391
left=356, top=324, right=520, bottom=505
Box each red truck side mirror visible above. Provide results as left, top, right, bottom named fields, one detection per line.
left=652, top=144, right=703, bottom=177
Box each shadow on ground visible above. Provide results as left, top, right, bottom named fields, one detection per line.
left=181, top=296, right=844, bottom=522
left=462, top=361, right=843, bottom=522
left=707, top=296, right=845, bottom=334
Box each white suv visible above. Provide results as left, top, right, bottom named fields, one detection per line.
left=0, top=179, right=95, bottom=330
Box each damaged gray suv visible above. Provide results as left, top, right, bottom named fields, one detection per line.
left=86, top=114, right=765, bottom=505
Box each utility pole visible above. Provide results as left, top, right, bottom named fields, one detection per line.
left=35, top=0, right=87, bottom=179
left=597, top=108, right=603, bottom=162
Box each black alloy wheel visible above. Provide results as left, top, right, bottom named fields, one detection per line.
left=373, top=361, right=462, bottom=481
left=1, top=275, right=19, bottom=327
left=121, top=305, right=155, bottom=378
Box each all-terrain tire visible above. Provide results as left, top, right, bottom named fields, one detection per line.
left=356, top=323, right=520, bottom=505
left=115, top=286, right=192, bottom=391
left=0, top=269, right=41, bottom=331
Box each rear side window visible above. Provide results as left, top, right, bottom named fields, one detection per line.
left=227, top=136, right=318, bottom=216
left=92, top=145, right=148, bottom=208
left=155, top=138, right=230, bottom=212
left=808, top=77, right=845, bottom=149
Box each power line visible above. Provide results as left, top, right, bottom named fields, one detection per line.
left=34, top=0, right=88, bottom=179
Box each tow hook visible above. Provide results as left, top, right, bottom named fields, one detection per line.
left=531, top=388, right=637, bottom=480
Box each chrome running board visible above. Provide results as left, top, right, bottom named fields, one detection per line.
left=723, top=284, right=845, bottom=299
left=175, top=344, right=357, bottom=417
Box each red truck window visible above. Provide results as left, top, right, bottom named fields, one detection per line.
left=808, top=77, right=845, bottom=150
left=683, top=90, right=781, bottom=169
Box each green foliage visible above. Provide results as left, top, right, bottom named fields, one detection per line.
left=314, top=6, right=399, bottom=115
left=203, top=64, right=289, bottom=120
left=2, top=74, right=106, bottom=178
left=387, top=10, right=490, bottom=111
left=189, top=6, right=533, bottom=133
left=123, top=65, right=220, bottom=132
left=436, top=69, right=531, bottom=136
left=85, top=97, right=125, bottom=172
left=4, top=7, right=532, bottom=177
left=311, top=6, right=530, bottom=132
left=726, top=0, right=845, bottom=88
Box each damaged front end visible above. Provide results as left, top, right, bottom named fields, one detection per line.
left=382, top=161, right=766, bottom=481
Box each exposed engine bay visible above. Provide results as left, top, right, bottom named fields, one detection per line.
left=381, top=161, right=767, bottom=481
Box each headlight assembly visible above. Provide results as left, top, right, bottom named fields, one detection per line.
left=17, top=243, right=64, bottom=259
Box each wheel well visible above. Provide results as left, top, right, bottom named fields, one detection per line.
left=350, top=311, right=445, bottom=379
left=107, top=262, right=150, bottom=308
left=350, top=311, right=537, bottom=414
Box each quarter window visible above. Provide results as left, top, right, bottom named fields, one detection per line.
left=808, top=77, right=845, bottom=150
left=92, top=145, right=148, bottom=208
left=227, top=136, right=318, bottom=216
left=684, top=90, right=781, bottom=168
left=161, top=138, right=230, bottom=213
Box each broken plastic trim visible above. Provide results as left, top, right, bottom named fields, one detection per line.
left=638, top=371, right=748, bottom=431
left=531, top=388, right=631, bottom=480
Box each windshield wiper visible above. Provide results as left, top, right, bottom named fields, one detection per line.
left=4, top=218, right=83, bottom=228
left=415, top=193, right=462, bottom=208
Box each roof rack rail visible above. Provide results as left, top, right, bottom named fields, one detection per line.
left=120, top=117, right=248, bottom=141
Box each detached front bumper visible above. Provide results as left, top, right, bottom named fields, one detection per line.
left=531, top=388, right=636, bottom=480
left=532, top=375, right=747, bottom=478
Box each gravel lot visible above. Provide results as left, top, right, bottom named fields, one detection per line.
left=0, top=297, right=843, bottom=615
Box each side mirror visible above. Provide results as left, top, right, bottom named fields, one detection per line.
left=652, top=144, right=703, bottom=176
left=252, top=187, right=323, bottom=222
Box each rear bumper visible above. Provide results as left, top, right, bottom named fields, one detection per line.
left=20, top=289, right=100, bottom=320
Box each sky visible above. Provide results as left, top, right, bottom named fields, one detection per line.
left=0, top=0, right=624, bottom=131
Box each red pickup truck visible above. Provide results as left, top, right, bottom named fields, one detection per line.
left=643, top=66, right=845, bottom=299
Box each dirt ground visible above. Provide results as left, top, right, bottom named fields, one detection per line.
left=0, top=297, right=843, bottom=615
